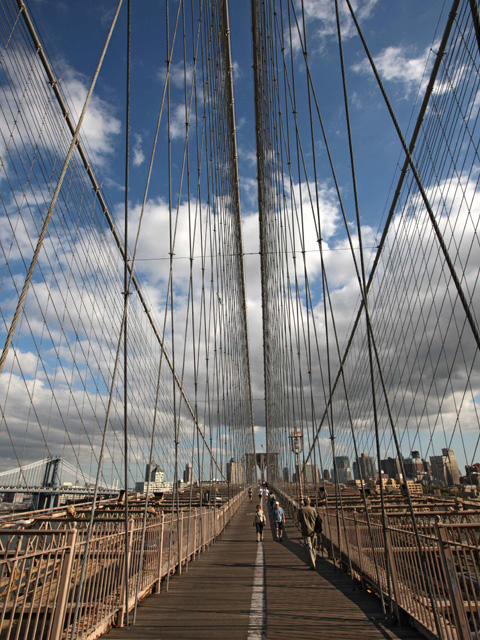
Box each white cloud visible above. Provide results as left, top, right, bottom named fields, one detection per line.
left=470, top=90, right=480, bottom=118
left=158, top=60, right=194, bottom=90
left=133, top=133, right=145, bottom=167
left=169, top=103, right=190, bottom=140
left=352, top=44, right=436, bottom=96
left=60, top=65, right=121, bottom=163
left=240, top=176, right=259, bottom=209
left=294, top=0, right=379, bottom=51
left=0, top=49, right=121, bottom=178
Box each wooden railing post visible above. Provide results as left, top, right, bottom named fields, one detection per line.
left=384, top=521, right=401, bottom=621
left=435, top=523, right=470, bottom=639
left=51, top=528, right=78, bottom=640
left=193, top=508, right=197, bottom=560
left=155, top=512, right=165, bottom=592
left=117, top=518, right=134, bottom=627
left=179, top=511, right=184, bottom=574
left=353, top=511, right=363, bottom=576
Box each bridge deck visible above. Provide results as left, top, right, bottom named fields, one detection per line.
left=104, top=498, right=424, bottom=640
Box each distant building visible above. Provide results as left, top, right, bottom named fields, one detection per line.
left=461, top=485, right=478, bottom=498
left=354, top=453, right=376, bottom=482
left=430, top=448, right=461, bottom=486
left=303, top=464, right=320, bottom=485
left=464, top=464, right=480, bottom=486
left=283, top=466, right=290, bottom=482
left=183, top=463, right=193, bottom=484
left=336, top=467, right=352, bottom=483
left=405, top=481, right=423, bottom=497
left=403, top=451, right=425, bottom=480
left=227, top=458, right=244, bottom=484
left=335, top=456, right=350, bottom=469
left=380, top=457, right=402, bottom=481
left=136, top=463, right=166, bottom=494
left=443, top=448, right=461, bottom=484
left=334, top=456, right=352, bottom=483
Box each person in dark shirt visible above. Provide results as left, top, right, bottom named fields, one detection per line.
left=269, top=492, right=276, bottom=512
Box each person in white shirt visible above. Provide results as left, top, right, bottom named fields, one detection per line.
left=253, top=504, right=266, bottom=542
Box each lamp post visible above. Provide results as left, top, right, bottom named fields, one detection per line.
left=289, top=426, right=304, bottom=504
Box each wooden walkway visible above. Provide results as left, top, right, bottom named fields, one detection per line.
left=104, top=497, right=425, bottom=640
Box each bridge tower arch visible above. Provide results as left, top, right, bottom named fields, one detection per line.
left=245, top=453, right=279, bottom=485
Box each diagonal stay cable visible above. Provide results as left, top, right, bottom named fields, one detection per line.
left=297, top=0, right=462, bottom=465
left=344, top=0, right=480, bottom=354
left=122, top=0, right=131, bottom=627
left=334, top=0, right=391, bottom=612
left=0, top=0, right=123, bottom=378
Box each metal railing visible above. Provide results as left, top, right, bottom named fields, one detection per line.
left=0, top=489, right=246, bottom=639
left=274, top=486, right=480, bottom=640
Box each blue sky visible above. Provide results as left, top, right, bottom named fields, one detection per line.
left=15, top=0, right=478, bottom=476
left=28, top=0, right=451, bottom=226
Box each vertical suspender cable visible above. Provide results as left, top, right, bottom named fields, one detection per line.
left=252, top=0, right=269, bottom=487
left=222, top=0, right=256, bottom=457
left=123, top=0, right=131, bottom=626
left=333, top=0, right=389, bottom=613
left=165, top=0, right=176, bottom=591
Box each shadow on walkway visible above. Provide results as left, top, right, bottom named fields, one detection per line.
left=263, top=506, right=424, bottom=640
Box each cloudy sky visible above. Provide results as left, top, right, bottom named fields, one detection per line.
left=2, top=0, right=478, bottom=480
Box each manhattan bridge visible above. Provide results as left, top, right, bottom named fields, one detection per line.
left=0, top=0, right=478, bottom=638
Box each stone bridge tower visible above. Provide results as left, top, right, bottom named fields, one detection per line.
left=245, top=453, right=278, bottom=484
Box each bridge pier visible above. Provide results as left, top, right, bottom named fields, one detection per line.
left=32, top=492, right=59, bottom=510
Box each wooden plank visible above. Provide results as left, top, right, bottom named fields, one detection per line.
left=103, top=498, right=426, bottom=640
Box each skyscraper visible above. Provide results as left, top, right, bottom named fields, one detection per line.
left=355, top=453, right=376, bottom=482
left=430, top=448, right=461, bottom=486
left=183, top=463, right=193, bottom=484
left=380, top=457, right=402, bottom=480
left=334, top=456, right=352, bottom=483
left=227, top=458, right=244, bottom=484
left=303, top=464, right=320, bottom=484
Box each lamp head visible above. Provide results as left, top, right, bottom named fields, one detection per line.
left=289, top=426, right=303, bottom=454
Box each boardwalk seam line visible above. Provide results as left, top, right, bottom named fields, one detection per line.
left=247, top=540, right=266, bottom=640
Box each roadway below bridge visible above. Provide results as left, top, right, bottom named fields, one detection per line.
left=104, top=496, right=424, bottom=640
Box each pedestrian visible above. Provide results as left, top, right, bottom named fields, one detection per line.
left=254, top=503, right=266, bottom=542
left=269, top=492, right=276, bottom=512
left=297, top=496, right=318, bottom=568
left=258, top=487, right=263, bottom=501
left=273, top=501, right=285, bottom=541
left=264, top=487, right=269, bottom=502
left=314, top=512, right=323, bottom=554
left=248, top=487, right=253, bottom=502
